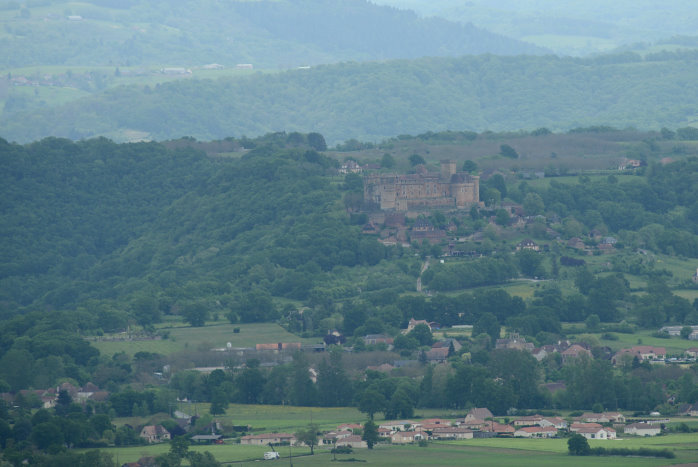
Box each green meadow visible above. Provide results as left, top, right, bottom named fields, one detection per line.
left=91, top=322, right=319, bottom=357
left=91, top=434, right=698, bottom=466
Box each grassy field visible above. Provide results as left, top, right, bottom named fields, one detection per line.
left=91, top=434, right=698, bottom=466
left=596, top=330, right=698, bottom=355
left=91, top=322, right=319, bottom=357
left=244, top=438, right=696, bottom=467
left=97, top=443, right=312, bottom=465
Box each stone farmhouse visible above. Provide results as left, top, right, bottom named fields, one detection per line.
left=363, top=160, right=479, bottom=212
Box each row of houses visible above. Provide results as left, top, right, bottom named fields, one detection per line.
left=238, top=408, right=666, bottom=450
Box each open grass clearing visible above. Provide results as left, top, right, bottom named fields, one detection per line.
left=595, top=329, right=697, bottom=354
left=91, top=322, right=319, bottom=357
left=96, top=443, right=311, bottom=465
left=282, top=442, right=691, bottom=467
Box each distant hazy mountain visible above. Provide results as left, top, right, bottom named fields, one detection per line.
left=372, top=0, right=698, bottom=56
left=0, top=0, right=544, bottom=69
left=3, top=52, right=697, bottom=144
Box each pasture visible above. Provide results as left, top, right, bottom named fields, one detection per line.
left=91, top=322, right=319, bottom=357
left=94, top=435, right=698, bottom=467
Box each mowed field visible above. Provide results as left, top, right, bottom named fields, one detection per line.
left=94, top=434, right=698, bottom=466
left=91, top=322, right=319, bottom=357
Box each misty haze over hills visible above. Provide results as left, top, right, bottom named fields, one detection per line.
left=372, top=0, right=698, bottom=56
left=0, top=0, right=544, bottom=69
left=1, top=0, right=697, bottom=144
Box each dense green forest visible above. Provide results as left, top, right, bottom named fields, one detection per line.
left=3, top=52, right=698, bottom=144
left=0, top=0, right=542, bottom=69
left=0, top=133, right=394, bottom=318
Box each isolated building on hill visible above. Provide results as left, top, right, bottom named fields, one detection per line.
left=364, top=160, right=479, bottom=211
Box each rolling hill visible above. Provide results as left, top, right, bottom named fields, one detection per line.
left=0, top=0, right=544, bottom=70
left=2, top=52, right=698, bottom=144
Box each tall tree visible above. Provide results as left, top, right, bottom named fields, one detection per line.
left=358, top=389, right=386, bottom=420
left=295, top=424, right=319, bottom=455
left=362, top=420, right=379, bottom=449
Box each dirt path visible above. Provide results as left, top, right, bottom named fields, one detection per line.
left=416, top=257, right=430, bottom=292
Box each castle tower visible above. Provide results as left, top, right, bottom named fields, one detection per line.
left=440, top=159, right=456, bottom=180
left=453, top=174, right=480, bottom=208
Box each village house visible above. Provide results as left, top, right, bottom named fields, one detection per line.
left=337, top=423, right=363, bottom=433
left=336, top=435, right=368, bottom=448
left=611, top=346, right=666, bottom=365
left=390, top=431, right=425, bottom=444
left=379, top=420, right=419, bottom=432
left=496, top=334, right=534, bottom=352
left=580, top=412, right=626, bottom=424
left=139, top=425, right=171, bottom=444
left=432, top=426, right=473, bottom=440
left=576, top=426, right=616, bottom=440
left=240, top=433, right=297, bottom=445
left=425, top=347, right=450, bottom=363
left=660, top=325, right=698, bottom=340
left=624, top=423, right=661, bottom=436
left=513, top=415, right=544, bottom=427
left=567, top=237, right=586, bottom=250
left=685, top=347, right=698, bottom=358
left=561, top=344, right=592, bottom=364
left=516, top=239, right=540, bottom=251
left=482, top=422, right=515, bottom=436
left=514, top=426, right=558, bottom=438
left=539, top=417, right=568, bottom=429
left=458, top=418, right=487, bottom=430
left=406, top=318, right=432, bottom=333
left=363, top=334, right=394, bottom=346
left=597, top=236, right=617, bottom=252
left=432, top=338, right=462, bottom=353
left=465, top=407, right=493, bottom=421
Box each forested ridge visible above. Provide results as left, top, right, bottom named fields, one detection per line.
left=0, top=0, right=542, bottom=69
left=0, top=133, right=391, bottom=320
left=4, top=52, right=698, bottom=144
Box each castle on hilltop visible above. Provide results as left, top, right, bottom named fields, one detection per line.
left=363, top=160, right=479, bottom=212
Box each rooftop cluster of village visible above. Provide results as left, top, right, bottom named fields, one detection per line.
left=135, top=405, right=698, bottom=456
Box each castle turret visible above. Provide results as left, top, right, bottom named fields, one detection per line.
left=440, top=160, right=456, bottom=180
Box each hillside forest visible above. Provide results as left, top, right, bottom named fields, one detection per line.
left=1, top=130, right=698, bottom=455
left=3, top=51, right=698, bottom=144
